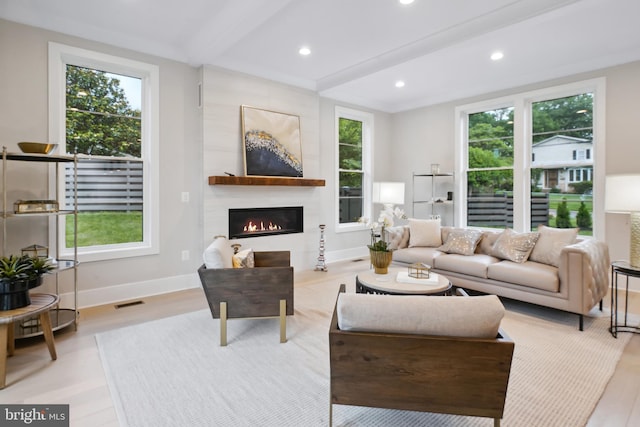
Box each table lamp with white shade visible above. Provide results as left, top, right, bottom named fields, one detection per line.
left=372, top=182, right=405, bottom=211
left=605, top=174, right=640, bottom=268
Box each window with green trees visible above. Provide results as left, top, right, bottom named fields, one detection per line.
left=65, top=65, right=143, bottom=247
left=459, top=80, right=602, bottom=237
left=336, top=107, right=372, bottom=227
left=49, top=42, right=159, bottom=261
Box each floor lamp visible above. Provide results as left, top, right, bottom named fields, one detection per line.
left=605, top=174, right=640, bottom=268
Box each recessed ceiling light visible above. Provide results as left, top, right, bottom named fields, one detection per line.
left=395, top=80, right=405, bottom=88
left=399, top=0, right=415, bottom=5
left=490, top=51, right=504, bottom=61
left=298, top=47, right=311, bottom=56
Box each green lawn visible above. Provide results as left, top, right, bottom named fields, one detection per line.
left=66, top=211, right=143, bottom=247
left=548, top=193, right=592, bottom=212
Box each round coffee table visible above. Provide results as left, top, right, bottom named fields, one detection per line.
left=356, top=267, right=452, bottom=296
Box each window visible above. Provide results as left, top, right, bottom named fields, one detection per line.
left=335, top=107, right=372, bottom=230
left=49, top=43, right=159, bottom=261
left=465, top=107, right=514, bottom=229
left=456, top=79, right=605, bottom=238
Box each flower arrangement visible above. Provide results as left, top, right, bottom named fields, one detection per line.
left=359, top=206, right=407, bottom=252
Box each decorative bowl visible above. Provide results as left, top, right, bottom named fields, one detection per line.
left=17, top=142, right=58, bottom=154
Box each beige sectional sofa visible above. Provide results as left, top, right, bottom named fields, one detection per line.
left=389, top=220, right=610, bottom=330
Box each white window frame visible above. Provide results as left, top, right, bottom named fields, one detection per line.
left=455, top=78, right=606, bottom=238
left=335, top=106, right=373, bottom=233
left=48, top=42, right=160, bottom=262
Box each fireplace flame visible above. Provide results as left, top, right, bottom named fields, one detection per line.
left=243, top=221, right=282, bottom=232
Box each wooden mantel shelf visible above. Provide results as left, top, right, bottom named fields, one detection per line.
left=209, top=175, right=325, bottom=187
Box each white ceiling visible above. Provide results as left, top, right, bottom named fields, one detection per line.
left=2, top=0, right=640, bottom=113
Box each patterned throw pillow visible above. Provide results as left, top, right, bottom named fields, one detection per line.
left=438, top=229, right=484, bottom=256
left=528, top=225, right=578, bottom=267
left=232, top=248, right=255, bottom=268
left=491, top=228, right=539, bottom=263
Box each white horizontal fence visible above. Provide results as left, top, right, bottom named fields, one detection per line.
left=65, top=159, right=143, bottom=212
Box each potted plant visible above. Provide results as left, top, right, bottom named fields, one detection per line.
left=0, top=255, right=53, bottom=310
left=360, top=207, right=406, bottom=274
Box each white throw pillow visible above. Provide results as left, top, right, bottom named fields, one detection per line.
left=408, top=218, right=442, bottom=248
left=529, top=225, right=578, bottom=267
left=203, top=236, right=234, bottom=269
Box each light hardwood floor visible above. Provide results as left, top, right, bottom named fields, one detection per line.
left=1, top=259, right=639, bottom=426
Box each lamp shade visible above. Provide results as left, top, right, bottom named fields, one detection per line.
left=372, top=182, right=405, bottom=205
left=605, top=175, right=640, bottom=213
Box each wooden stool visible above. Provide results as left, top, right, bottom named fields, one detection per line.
left=0, top=293, right=60, bottom=389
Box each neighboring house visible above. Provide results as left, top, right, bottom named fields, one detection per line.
left=531, top=135, right=593, bottom=192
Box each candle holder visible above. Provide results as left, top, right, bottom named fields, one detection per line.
left=314, top=224, right=328, bottom=272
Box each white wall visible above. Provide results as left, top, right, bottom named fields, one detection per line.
left=0, top=19, right=203, bottom=307
left=201, top=66, right=324, bottom=269
left=200, top=67, right=394, bottom=269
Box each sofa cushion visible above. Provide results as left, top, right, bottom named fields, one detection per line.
left=529, top=225, right=578, bottom=267
left=491, top=228, right=539, bottom=263
left=386, top=225, right=410, bottom=250
left=433, top=253, right=499, bottom=278
left=408, top=218, right=442, bottom=247
left=487, top=260, right=559, bottom=292
left=438, top=228, right=483, bottom=255
left=336, top=292, right=505, bottom=339
left=392, top=247, right=442, bottom=266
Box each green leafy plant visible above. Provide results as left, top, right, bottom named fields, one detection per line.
left=555, top=198, right=573, bottom=228
left=0, top=255, right=31, bottom=280
left=576, top=201, right=592, bottom=230
left=0, top=255, right=53, bottom=282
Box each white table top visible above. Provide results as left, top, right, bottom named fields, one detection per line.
left=356, top=267, right=451, bottom=295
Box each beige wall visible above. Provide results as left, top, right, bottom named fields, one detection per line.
left=0, top=19, right=203, bottom=307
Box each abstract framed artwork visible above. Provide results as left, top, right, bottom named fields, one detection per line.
left=241, top=105, right=303, bottom=177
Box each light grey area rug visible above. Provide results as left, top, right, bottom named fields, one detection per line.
left=96, top=278, right=631, bottom=427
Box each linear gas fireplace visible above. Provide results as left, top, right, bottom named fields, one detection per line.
left=229, top=206, right=303, bottom=239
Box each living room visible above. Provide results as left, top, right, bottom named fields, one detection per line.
left=2, top=0, right=640, bottom=425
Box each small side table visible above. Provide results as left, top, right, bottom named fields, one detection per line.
left=0, top=293, right=60, bottom=389
left=610, top=261, right=640, bottom=338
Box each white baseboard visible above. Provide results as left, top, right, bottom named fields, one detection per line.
left=325, top=246, right=369, bottom=264
left=58, top=272, right=200, bottom=309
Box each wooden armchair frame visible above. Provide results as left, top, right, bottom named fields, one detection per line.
left=198, top=251, right=293, bottom=346
left=329, top=285, right=514, bottom=426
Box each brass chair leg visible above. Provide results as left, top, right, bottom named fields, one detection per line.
left=220, top=302, right=227, bottom=347
left=328, top=401, right=333, bottom=427
left=279, top=299, right=287, bottom=343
